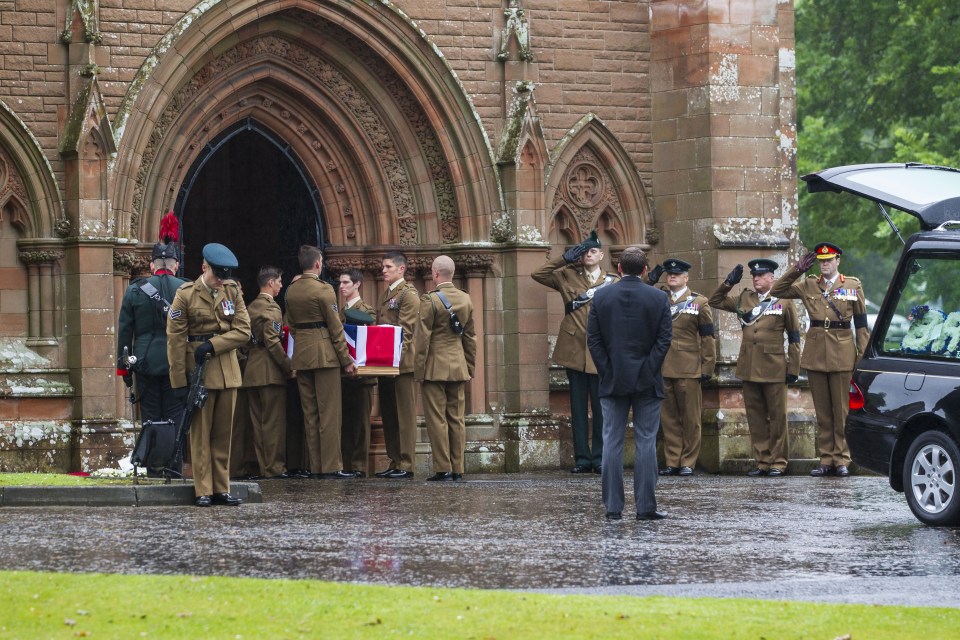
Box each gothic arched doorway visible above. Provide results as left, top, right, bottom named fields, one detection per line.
left=175, top=118, right=324, bottom=295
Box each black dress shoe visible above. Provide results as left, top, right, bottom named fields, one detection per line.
left=352, top=471, right=366, bottom=478
left=292, top=469, right=311, bottom=479
left=767, top=468, right=784, bottom=477
left=194, top=495, right=212, bottom=507
left=658, top=466, right=678, bottom=476
left=318, top=471, right=356, bottom=479
left=605, top=512, right=622, bottom=520
left=810, top=464, right=835, bottom=477
left=746, top=468, right=767, bottom=477
left=270, top=471, right=295, bottom=479
left=451, top=473, right=463, bottom=481
left=592, top=466, right=602, bottom=475
left=386, top=469, right=414, bottom=479
left=636, top=511, right=668, bottom=521
left=571, top=465, right=592, bottom=474
left=835, top=464, right=850, bottom=477
left=211, top=492, right=242, bottom=506
left=426, top=472, right=454, bottom=482
left=375, top=468, right=397, bottom=478
left=678, top=466, right=693, bottom=476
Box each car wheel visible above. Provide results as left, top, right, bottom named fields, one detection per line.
left=902, top=430, right=960, bottom=527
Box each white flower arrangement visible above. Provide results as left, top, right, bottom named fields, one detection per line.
left=88, top=454, right=147, bottom=479
left=901, top=307, right=945, bottom=353
left=932, top=311, right=960, bottom=357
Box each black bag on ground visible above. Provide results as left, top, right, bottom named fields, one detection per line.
left=131, top=420, right=177, bottom=469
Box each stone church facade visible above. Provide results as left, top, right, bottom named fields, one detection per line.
left=0, top=0, right=808, bottom=473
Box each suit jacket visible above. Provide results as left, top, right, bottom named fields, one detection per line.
left=376, top=279, right=420, bottom=374
left=771, top=269, right=870, bottom=372
left=532, top=255, right=618, bottom=374
left=587, top=276, right=672, bottom=398
left=242, top=293, right=292, bottom=388
left=657, top=286, right=717, bottom=379
left=117, top=272, right=187, bottom=376
left=284, top=274, right=352, bottom=371
left=709, top=282, right=801, bottom=383
left=167, top=277, right=251, bottom=390
left=414, top=282, right=477, bottom=382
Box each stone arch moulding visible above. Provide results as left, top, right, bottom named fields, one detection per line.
left=545, top=114, right=652, bottom=249
left=112, top=0, right=504, bottom=249
left=0, top=100, right=64, bottom=239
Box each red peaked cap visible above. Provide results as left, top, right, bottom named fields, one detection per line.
left=158, top=211, right=179, bottom=243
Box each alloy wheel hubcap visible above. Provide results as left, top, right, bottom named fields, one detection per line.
left=910, top=443, right=956, bottom=514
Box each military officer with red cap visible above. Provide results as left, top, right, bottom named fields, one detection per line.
left=771, top=243, right=869, bottom=477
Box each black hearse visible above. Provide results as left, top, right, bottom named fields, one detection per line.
left=802, top=163, right=960, bottom=526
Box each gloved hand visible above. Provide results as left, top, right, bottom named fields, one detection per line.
left=796, top=251, right=817, bottom=273
left=647, top=264, right=664, bottom=285
left=194, top=340, right=214, bottom=365
left=562, top=243, right=589, bottom=264
left=725, top=264, right=744, bottom=286
left=700, top=374, right=711, bottom=384
left=786, top=374, right=799, bottom=384
left=172, top=386, right=188, bottom=404
left=122, top=373, right=133, bottom=389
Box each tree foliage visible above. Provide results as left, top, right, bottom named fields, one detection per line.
left=796, top=0, right=960, bottom=300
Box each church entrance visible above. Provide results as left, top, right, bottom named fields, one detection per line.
left=175, top=118, right=324, bottom=297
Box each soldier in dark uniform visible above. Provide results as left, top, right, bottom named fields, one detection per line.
left=338, top=269, right=377, bottom=477
left=709, top=258, right=801, bottom=476
left=117, top=213, right=188, bottom=432
left=771, top=243, right=869, bottom=477
left=167, top=243, right=251, bottom=507
left=285, top=245, right=357, bottom=479
left=375, top=251, right=420, bottom=479
left=648, top=258, right=716, bottom=476
left=414, top=255, right=477, bottom=481
left=532, top=231, right=618, bottom=474
left=242, top=266, right=293, bottom=479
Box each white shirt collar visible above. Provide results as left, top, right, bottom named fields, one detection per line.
left=672, top=286, right=688, bottom=301
left=823, top=275, right=838, bottom=288
left=345, top=296, right=361, bottom=309
left=388, top=279, right=404, bottom=292
left=586, top=268, right=602, bottom=284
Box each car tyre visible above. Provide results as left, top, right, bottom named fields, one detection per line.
left=902, top=430, right=960, bottom=527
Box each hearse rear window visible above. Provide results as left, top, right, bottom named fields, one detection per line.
left=880, top=253, right=960, bottom=359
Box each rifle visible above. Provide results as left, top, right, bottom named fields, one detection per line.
left=168, top=354, right=211, bottom=480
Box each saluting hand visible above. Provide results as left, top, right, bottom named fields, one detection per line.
left=725, top=264, right=744, bottom=286
left=647, top=264, right=665, bottom=285
left=796, top=251, right=817, bottom=273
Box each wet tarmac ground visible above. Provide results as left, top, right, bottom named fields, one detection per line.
left=2, top=473, right=960, bottom=607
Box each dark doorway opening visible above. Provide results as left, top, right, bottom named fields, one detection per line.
left=175, top=118, right=324, bottom=300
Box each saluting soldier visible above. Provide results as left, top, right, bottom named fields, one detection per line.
left=709, top=259, right=801, bottom=476
left=338, top=269, right=377, bottom=477
left=167, top=243, right=251, bottom=507
left=648, top=258, right=716, bottom=476
left=242, top=266, right=293, bottom=479
left=375, top=251, right=420, bottom=479
left=414, top=256, right=477, bottom=482
left=771, top=243, right=869, bottom=477
left=532, top=231, right=618, bottom=474
left=285, top=245, right=357, bottom=479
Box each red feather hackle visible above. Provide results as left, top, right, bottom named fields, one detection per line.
left=158, top=211, right=179, bottom=243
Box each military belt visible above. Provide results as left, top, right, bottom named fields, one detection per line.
left=293, top=321, right=328, bottom=329
left=810, top=319, right=851, bottom=330
left=188, top=333, right=219, bottom=342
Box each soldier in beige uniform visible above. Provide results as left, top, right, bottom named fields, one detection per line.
left=242, top=266, right=293, bottom=479
left=414, top=256, right=477, bottom=482
left=375, top=251, right=420, bottom=479
left=167, top=243, right=251, bottom=507
left=532, top=231, right=618, bottom=473
left=772, top=242, right=869, bottom=477
left=709, top=258, right=801, bottom=476
left=338, top=268, right=377, bottom=477
left=649, top=258, right=716, bottom=476
left=285, top=245, right=357, bottom=479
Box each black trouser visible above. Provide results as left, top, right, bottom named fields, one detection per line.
left=566, top=368, right=603, bottom=469
left=136, top=372, right=181, bottom=473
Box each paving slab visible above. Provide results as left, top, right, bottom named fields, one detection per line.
left=0, top=473, right=958, bottom=608
left=0, top=482, right=262, bottom=507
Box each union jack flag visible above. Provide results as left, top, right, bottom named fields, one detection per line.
left=344, top=324, right=402, bottom=367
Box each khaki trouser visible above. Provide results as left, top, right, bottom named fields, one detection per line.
left=297, top=367, right=343, bottom=473
left=422, top=380, right=466, bottom=473
left=807, top=370, right=852, bottom=466
left=661, top=377, right=701, bottom=468
left=189, top=388, right=236, bottom=497
left=378, top=373, right=417, bottom=472
left=248, top=384, right=287, bottom=477
left=341, top=377, right=373, bottom=473
left=743, top=381, right=788, bottom=471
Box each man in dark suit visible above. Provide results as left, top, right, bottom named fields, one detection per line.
left=588, top=246, right=672, bottom=521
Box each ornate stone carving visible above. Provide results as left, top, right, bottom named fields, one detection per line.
left=19, top=250, right=64, bottom=265
left=497, top=0, right=534, bottom=62
left=552, top=147, right=626, bottom=240
left=54, top=216, right=72, bottom=238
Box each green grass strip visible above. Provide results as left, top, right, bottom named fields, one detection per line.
left=1, top=570, right=956, bottom=639
left=0, top=473, right=164, bottom=487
